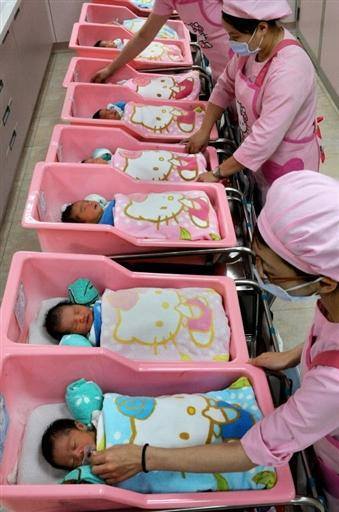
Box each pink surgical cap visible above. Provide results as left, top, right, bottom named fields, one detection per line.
left=258, top=171, right=339, bottom=281
left=223, top=0, right=292, bottom=20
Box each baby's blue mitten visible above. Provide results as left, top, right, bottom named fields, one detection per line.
left=59, top=334, right=93, bottom=347
left=68, top=278, right=99, bottom=306
left=65, top=378, right=103, bottom=426
left=62, top=465, right=104, bottom=484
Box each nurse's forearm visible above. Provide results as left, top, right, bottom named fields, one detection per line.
left=285, top=343, right=304, bottom=368
left=147, top=441, right=255, bottom=474
left=200, top=103, right=225, bottom=134
left=107, top=14, right=169, bottom=73
left=219, top=155, right=243, bottom=177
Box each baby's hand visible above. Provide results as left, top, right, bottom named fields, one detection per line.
left=91, top=66, right=113, bottom=84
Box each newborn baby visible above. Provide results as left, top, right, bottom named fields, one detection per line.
left=42, top=419, right=96, bottom=470
left=60, top=190, right=220, bottom=243
left=40, top=377, right=277, bottom=493
left=94, top=38, right=183, bottom=62
left=81, top=147, right=207, bottom=182
left=91, top=101, right=205, bottom=138
left=61, top=195, right=114, bottom=225
left=44, top=286, right=229, bottom=361
left=45, top=301, right=101, bottom=346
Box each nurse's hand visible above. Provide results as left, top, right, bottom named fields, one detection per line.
left=250, top=350, right=295, bottom=371
left=186, top=129, right=210, bottom=153
left=91, top=66, right=114, bottom=84
left=197, top=171, right=219, bottom=183
left=91, top=445, right=142, bottom=485
left=251, top=344, right=303, bottom=371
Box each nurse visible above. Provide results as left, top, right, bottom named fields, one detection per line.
left=188, top=0, right=321, bottom=197
left=90, top=171, right=339, bottom=511
left=92, top=0, right=231, bottom=83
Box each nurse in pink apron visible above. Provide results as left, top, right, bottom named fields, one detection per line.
left=92, top=1, right=230, bottom=83
left=189, top=0, right=321, bottom=199
left=91, top=171, right=339, bottom=511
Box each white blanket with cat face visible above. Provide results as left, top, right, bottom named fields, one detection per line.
left=113, top=148, right=206, bottom=182
left=100, top=287, right=230, bottom=361
left=124, top=103, right=205, bottom=137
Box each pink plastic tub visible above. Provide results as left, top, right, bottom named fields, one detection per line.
left=0, top=251, right=247, bottom=365
left=79, top=3, right=190, bottom=41
left=61, top=83, right=217, bottom=142
left=22, top=163, right=235, bottom=254
left=46, top=124, right=219, bottom=171
left=0, top=349, right=295, bottom=512
left=63, top=59, right=200, bottom=100
left=91, top=0, right=154, bottom=17
left=69, top=23, right=192, bottom=68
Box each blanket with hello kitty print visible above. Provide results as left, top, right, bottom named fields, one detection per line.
left=114, top=190, right=220, bottom=241
left=100, top=287, right=230, bottom=361
left=118, top=40, right=183, bottom=63
left=94, top=377, right=277, bottom=492
left=123, top=102, right=205, bottom=136
left=119, top=71, right=200, bottom=101
left=113, top=148, right=207, bottom=182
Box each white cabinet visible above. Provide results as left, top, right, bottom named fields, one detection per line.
left=48, top=0, right=84, bottom=42
left=0, top=0, right=53, bottom=222
left=11, top=0, right=52, bottom=110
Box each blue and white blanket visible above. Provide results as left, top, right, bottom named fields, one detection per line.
left=94, top=377, right=277, bottom=493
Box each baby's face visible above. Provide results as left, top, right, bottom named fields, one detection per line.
left=58, top=304, right=93, bottom=336
left=82, top=157, right=109, bottom=165
left=98, top=108, right=122, bottom=120
left=98, top=40, right=118, bottom=48
left=53, top=425, right=96, bottom=469
left=71, top=200, right=103, bottom=223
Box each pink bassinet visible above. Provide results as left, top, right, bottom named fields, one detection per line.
left=91, top=0, right=154, bottom=17
left=69, top=23, right=192, bottom=67
left=0, top=251, right=247, bottom=365
left=61, top=83, right=218, bottom=142
left=22, top=163, right=235, bottom=254
left=79, top=3, right=190, bottom=41
left=63, top=59, right=199, bottom=99
left=0, top=349, right=295, bottom=512
left=46, top=124, right=218, bottom=170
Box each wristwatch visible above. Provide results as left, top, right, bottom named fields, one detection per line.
left=212, top=166, right=223, bottom=180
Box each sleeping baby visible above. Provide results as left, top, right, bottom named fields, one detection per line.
left=91, top=101, right=205, bottom=138
left=94, top=38, right=183, bottom=63
left=41, top=377, right=277, bottom=493
left=81, top=147, right=207, bottom=182
left=44, top=284, right=230, bottom=361
left=60, top=191, right=221, bottom=242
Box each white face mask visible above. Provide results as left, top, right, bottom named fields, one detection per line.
left=229, top=27, right=264, bottom=56
left=253, top=268, right=322, bottom=302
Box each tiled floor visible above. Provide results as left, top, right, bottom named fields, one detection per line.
left=0, top=49, right=339, bottom=352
